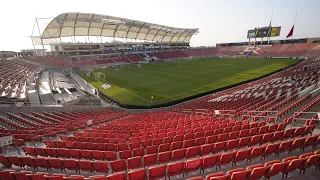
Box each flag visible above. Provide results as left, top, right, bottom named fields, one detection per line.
left=286, top=25, right=294, bottom=38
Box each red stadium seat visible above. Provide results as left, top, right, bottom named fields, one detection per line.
left=34, top=158, right=50, bottom=170
left=118, top=143, right=129, bottom=151
left=107, top=172, right=127, bottom=180
left=227, top=168, right=250, bottom=180
left=110, top=159, right=127, bottom=172
left=148, top=165, right=166, bottom=180
left=184, top=139, right=194, bottom=148
left=146, top=145, right=158, bottom=154
left=263, top=143, right=279, bottom=159
left=282, top=157, right=306, bottom=178
left=217, top=152, right=234, bottom=169
left=68, top=149, right=81, bottom=159
left=10, top=172, right=29, bottom=180
left=143, top=154, right=157, bottom=167
left=130, top=142, right=140, bottom=150
left=158, top=151, right=171, bottom=164
left=213, top=141, right=225, bottom=154
left=302, top=154, right=320, bottom=173
left=27, top=174, right=47, bottom=180
left=225, top=139, right=238, bottom=151
left=47, top=158, right=64, bottom=171
left=171, top=141, right=183, bottom=150
left=264, top=161, right=288, bottom=179
left=119, top=150, right=132, bottom=160
left=62, top=159, right=79, bottom=172
left=91, top=151, right=105, bottom=160
left=159, top=143, right=170, bottom=152
left=167, top=161, right=184, bottom=179
left=185, top=158, right=202, bottom=176
left=20, top=156, right=38, bottom=170
left=277, top=140, right=293, bottom=155
left=186, top=146, right=199, bottom=159
left=7, top=156, right=24, bottom=169
left=232, top=149, right=249, bottom=166
left=77, top=160, right=94, bottom=173
left=57, top=149, right=69, bottom=158
left=133, top=148, right=145, bottom=157
left=206, top=172, right=229, bottom=180
left=128, top=156, right=142, bottom=170
left=172, top=148, right=186, bottom=161
left=238, top=137, right=250, bottom=149
left=201, top=154, right=217, bottom=173
left=0, top=170, right=15, bottom=180
left=246, top=164, right=269, bottom=180
left=128, top=168, right=146, bottom=180
left=248, top=146, right=264, bottom=162
left=87, top=176, right=106, bottom=180
left=79, top=150, right=93, bottom=160
left=200, top=144, right=212, bottom=156
left=91, top=161, right=108, bottom=174
left=104, top=151, right=116, bottom=161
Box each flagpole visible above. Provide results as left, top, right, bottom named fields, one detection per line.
left=270, top=10, right=273, bottom=24
left=268, top=10, right=273, bottom=44
left=292, top=12, right=297, bottom=40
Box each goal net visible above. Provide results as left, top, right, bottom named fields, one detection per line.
left=94, top=72, right=106, bottom=82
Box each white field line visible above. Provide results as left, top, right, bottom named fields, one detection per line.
left=106, top=69, right=218, bottom=104
left=119, top=87, right=152, bottom=103
left=151, top=64, right=289, bottom=103
left=152, top=80, right=224, bottom=103
left=108, top=72, right=167, bottom=89
left=99, top=74, right=152, bottom=103
left=141, top=79, right=168, bottom=86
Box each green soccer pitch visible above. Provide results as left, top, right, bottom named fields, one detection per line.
left=76, top=57, right=299, bottom=106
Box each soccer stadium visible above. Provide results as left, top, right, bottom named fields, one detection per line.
left=0, top=1, right=320, bottom=180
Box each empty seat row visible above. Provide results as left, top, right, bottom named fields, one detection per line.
left=67, top=121, right=273, bottom=144
left=201, top=150, right=320, bottom=180
left=2, top=149, right=319, bottom=180
left=12, top=134, right=320, bottom=175
left=42, top=126, right=314, bottom=156
left=22, top=133, right=320, bottom=163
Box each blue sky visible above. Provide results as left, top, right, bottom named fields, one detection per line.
left=0, top=0, right=319, bottom=51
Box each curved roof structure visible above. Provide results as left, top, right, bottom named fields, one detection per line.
left=42, top=12, right=199, bottom=42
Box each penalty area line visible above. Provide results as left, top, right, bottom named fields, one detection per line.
left=94, top=74, right=152, bottom=104
left=118, top=87, right=152, bottom=103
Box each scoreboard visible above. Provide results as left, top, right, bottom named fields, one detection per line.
left=247, top=26, right=281, bottom=38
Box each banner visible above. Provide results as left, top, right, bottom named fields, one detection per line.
left=247, top=30, right=255, bottom=38
left=0, top=135, right=13, bottom=147
left=255, top=27, right=271, bottom=38
left=247, top=26, right=281, bottom=38
left=271, top=27, right=281, bottom=37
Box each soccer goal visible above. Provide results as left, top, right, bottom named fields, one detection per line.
left=94, top=72, right=106, bottom=82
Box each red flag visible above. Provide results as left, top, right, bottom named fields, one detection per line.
left=286, top=25, right=294, bottom=38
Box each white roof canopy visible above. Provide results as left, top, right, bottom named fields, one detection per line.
left=41, top=12, right=199, bottom=42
